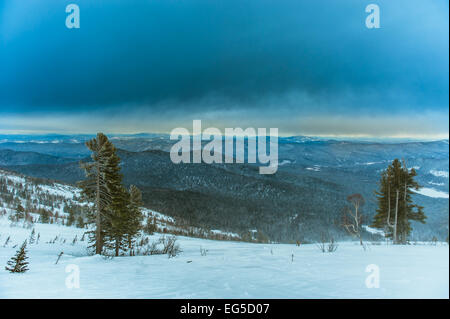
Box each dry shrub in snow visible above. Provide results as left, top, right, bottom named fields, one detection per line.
left=142, top=235, right=182, bottom=258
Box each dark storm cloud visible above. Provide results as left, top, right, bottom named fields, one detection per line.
left=0, top=0, right=448, bottom=136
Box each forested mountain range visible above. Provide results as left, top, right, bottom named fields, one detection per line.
left=0, top=135, right=448, bottom=242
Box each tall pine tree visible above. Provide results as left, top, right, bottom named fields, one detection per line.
left=79, top=133, right=144, bottom=256
left=78, top=133, right=118, bottom=254
left=126, top=185, right=144, bottom=255
left=103, top=185, right=130, bottom=256
left=371, top=159, right=427, bottom=244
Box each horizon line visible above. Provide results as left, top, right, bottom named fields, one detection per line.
left=0, top=131, right=448, bottom=142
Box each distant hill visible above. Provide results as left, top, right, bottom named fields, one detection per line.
left=0, top=136, right=448, bottom=242
left=0, top=149, right=77, bottom=166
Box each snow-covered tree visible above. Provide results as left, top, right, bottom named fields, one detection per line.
left=5, top=240, right=29, bottom=273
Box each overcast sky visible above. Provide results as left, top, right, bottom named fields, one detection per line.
left=0, top=0, right=448, bottom=137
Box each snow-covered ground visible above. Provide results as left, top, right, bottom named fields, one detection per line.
left=0, top=217, right=448, bottom=299
left=430, top=170, right=449, bottom=178
left=411, top=187, right=449, bottom=199
left=0, top=169, right=448, bottom=299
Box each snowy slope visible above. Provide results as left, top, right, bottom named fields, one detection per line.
left=0, top=169, right=87, bottom=224
left=411, top=187, right=449, bottom=199
left=0, top=217, right=448, bottom=299
left=0, top=169, right=448, bottom=298
left=0, top=169, right=240, bottom=241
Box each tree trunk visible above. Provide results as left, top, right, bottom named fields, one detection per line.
left=386, top=183, right=395, bottom=239
left=128, top=237, right=133, bottom=256
left=95, top=162, right=102, bottom=255
left=402, top=181, right=408, bottom=244
left=115, top=238, right=119, bottom=257
left=394, top=189, right=399, bottom=244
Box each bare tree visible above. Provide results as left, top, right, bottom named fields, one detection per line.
left=341, top=193, right=365, bottom=245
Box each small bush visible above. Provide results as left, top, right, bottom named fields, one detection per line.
left=141, top=235, right=182, bottom=258
left=327, top=238, right=338, bottom=253
left=160, top=235, right=182, bottom=258
left=316, top=233, right=338, bottom=253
